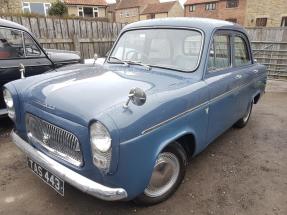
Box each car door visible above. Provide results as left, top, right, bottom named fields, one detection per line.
left=204, top=31, right=239, bottom=143
left=0, top=27, right=53, bottom=111
left=232, top=33, right=257, bottom=117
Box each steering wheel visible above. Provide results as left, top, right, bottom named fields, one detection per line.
left=125, top=50, right=148, bottom=62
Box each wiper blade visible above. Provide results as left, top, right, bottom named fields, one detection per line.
left=108, top=56, right=128, bottom=66
left=123, top=60, right=151, bottom=70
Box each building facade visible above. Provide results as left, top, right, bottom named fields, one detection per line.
left=140, top=1, right=183, bottom=20
left=245, top=0, right=287, bottom=27
left=184, top=0, right=287, bottom=27
left=115, top=0, right=159, bottom=23
left=184, top=0, right=247, bottom=25
left=64, top=0, right=107, bottom=18
left=0, top=0, right=23, bottom=14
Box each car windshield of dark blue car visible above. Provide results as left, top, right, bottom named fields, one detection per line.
left=108, top=28, right=203, bottom=72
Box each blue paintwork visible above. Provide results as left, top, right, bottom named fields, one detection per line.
left=4, top=18, right=267, bottom=200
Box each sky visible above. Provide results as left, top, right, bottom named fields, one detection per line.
left=106, top=0, right=187, bottom=6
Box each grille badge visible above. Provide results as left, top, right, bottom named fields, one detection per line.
left=42, top=132, right=50, bottom=145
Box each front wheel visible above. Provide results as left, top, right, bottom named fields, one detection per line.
left=134, top=142, right=187, bottom=205
left=234, top=101, right=253, bottom=128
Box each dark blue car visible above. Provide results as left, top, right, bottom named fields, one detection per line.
left=4, top=18, right=267, bottom=205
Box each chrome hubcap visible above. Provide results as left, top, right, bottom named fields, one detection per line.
left=144, top=152, right=180, bottom=197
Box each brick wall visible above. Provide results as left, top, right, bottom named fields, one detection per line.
left=185, top=0, right=247, bottom=26
left=245, top=0, right=287, bottom=27
left=0, top=0, right=22, bottom=13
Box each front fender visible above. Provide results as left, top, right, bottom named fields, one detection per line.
left=102, top=105, right=208, bottom=200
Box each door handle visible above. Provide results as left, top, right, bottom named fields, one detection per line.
left=253, top=69, right=259, bottom=73
left=235, top=74, right=242, bottom=79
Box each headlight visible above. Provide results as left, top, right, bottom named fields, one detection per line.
left=90, top=122, right=112, bottom=171
left=3, top=89, right=15, bottom=120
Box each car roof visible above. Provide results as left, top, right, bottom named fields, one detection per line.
left=123, top=17, right=246, bottom=34
left=0, top=18, right=30, bottom=32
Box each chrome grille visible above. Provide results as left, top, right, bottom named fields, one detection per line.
left=25, top=113, right=83, bottom=166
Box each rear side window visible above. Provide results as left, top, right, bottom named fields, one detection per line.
left=208, top=34, right=231, bottom=71
left=0, top=28, right=24, bottom=59
left=234, top=36, right=250, bottom=66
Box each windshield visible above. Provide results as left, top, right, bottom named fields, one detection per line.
left=108, top=29, right=203, bottom=72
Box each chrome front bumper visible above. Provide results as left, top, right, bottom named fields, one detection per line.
left=11, top=131, right=128, bottom=201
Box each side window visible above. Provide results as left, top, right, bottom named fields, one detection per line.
left=23, top=33, right=42, bottom=57
left=234, top=36, right=250, bottom=67
left=0, top=28, right=24, bottom=59
left=208, top=34, right=231, bottom=71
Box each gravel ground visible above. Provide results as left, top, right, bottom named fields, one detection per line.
left=0, top=80, right=286, bottom=215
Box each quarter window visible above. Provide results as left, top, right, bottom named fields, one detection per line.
left=234, top=36, right=250, bottom=67
left=23, top=33, right=42, bottom=57
left=0, top=28, right=24, bottom=59
left=208, top=34, right=231, bottom=71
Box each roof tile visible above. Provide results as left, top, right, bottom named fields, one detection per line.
left=64, top=0, right=107, bottom=6
left=141, top=1, right=176, bottom=15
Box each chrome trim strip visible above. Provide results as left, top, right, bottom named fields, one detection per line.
left=0, top=108, right=8, bottom=116
left=11, top=131, right=128, bottom=201
left=142, top=75, right=265, bottom=135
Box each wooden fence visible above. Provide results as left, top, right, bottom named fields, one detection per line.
left=247, top=28, right=287, bottom=79
left=1, top=16, right=286, bottom=78
left=0, top=15, right=125, bottom=59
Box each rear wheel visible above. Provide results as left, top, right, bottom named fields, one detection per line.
left=234, top=101, right=253, bottom=128
left=134, top=142, right=187, bottom=205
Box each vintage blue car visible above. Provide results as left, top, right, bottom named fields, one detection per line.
left=4, top=18, right=267, bottom=205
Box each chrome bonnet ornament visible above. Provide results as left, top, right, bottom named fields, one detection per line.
left=123, top=88, right=147, bottom=108
left=19, top=64, right=26, bottom=79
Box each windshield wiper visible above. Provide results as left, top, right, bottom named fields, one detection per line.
left=108, top=56, right=129, bottom=66
left=123, top=60, right=151, bottom=70
left=108, top=57, right=151, bottom=70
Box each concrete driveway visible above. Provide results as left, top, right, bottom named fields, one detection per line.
left=0, top=80, right=286, bottom=215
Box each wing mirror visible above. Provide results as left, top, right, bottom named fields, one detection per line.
left=123, top=88, right=146, bottom=108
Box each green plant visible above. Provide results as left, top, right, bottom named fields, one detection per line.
left=48, top=0, right=68, bottom=17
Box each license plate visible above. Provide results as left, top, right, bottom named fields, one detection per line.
left=27, top=158, right=64, bottom=196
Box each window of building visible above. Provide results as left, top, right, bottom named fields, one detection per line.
left=126, top=11, right=130, bottom=17
left=23, top=2, right=50, bottom=16
left=189, top=5, right=196, bottom=12
left=93, top=7, right=99, bottom=17
left=120, top=11, right=123, bottom=17
left=281, top=17, right=287, bottom=27
left=22, top=2, right=31, bottom=13
left=208, top=34, right=231, bottom=71
left=226, top=18, right=237, bottom=23
left=44, top=3, right=51, bottom=16
left=256, top=18, right=267, bottom=27
left=78, top=7, right=99, bottom=18
left=226, top=0, right=239, bottom=8
left=78, top=7, right=84, bottom=17
left=234, top=36, right=250, bottom=67
left=205, top=3, right=216, bottom=11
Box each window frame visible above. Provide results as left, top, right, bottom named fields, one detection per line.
left=0, top=27, right=45, bottom=60
left=256, top=17, right=268, bottom=27
left=232, top=33, right=252, bottom=68
left=226, top=0, right=239, bottom=8
left=205, top=3, right=216, bottom=11
left=207, top=31, right=232, bottom=73
left=93, top=7, right=99, bottom=17
left=281, top=17, right=287, bottom=27
left=43, top=3, right=51, bottom=16
left=106, top=27, right=205, bottom=73
left=22, top=2, right=31, bottom=13
left=189, top=5, right=196, bottom=12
